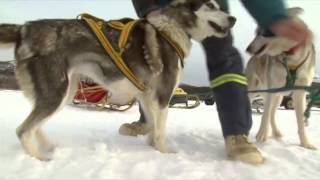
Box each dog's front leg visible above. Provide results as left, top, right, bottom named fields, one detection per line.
left=292, top=91, right=316, bottom=149
left=270, top=95, right=284, bottom=140
left=139, top=97, right=172, bottom=153
left=153, top=106, right=174, bottom=153
left=256, top=94, right=280, bottom=143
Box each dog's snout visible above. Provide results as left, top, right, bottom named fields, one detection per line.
left=228, top=16, right=236, bottom=27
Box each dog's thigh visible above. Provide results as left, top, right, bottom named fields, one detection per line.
left=292, top=91, right=316, bottom=149
left=16, top=57, right=72, bottom=160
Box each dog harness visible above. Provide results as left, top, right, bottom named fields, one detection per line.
left=278, top=51, right=310, bottom=88
left=78, top=13, right=185, bottom=91
left=247, top=47, right=318, bottom=123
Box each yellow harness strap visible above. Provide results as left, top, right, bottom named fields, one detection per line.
left=108, top=20, right=140, bottom=52
left=79, top=13, right=147, bottom=91
left=158, top=31, right=185, bottom=67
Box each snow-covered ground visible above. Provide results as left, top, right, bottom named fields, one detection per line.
left=1, top=90, right=320, bottom=179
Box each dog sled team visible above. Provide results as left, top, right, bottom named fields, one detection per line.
left=0, top=0, right=316, bottom=165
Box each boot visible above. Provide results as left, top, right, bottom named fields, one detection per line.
left=225, top=135, right=264, bottom=165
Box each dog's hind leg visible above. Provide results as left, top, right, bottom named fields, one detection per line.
left=270, top=95, right=284, bottom=140
left=17, top=85, right=72, bottom=160
left=35, top=129, right=55, bottom=152
left=292, top=91, right=316, bottom=149
left=256, top=94, right=281, bottom=143
left=35, top=75, right=78, bottom=153
left=16, top=57, right=72, bottom=160
left=16, top=105, right=60, bottom=161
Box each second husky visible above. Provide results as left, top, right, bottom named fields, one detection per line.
left=246, top=7, right=316, bottom=149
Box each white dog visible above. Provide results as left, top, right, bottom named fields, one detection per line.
left=246, top=7, right=316, bottom=149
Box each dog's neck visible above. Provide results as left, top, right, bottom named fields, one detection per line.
left=147, top=15, right=192, bottom=57
left=284, top=43, right=313, bottom=66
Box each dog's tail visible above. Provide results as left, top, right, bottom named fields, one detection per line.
left=0, top=24, right=21, bottom=47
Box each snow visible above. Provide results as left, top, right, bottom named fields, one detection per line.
left=1, top=90, right=320, bottom=179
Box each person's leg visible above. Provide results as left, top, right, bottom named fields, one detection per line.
left=118, top=103, right=150, bottom=136
left=202, top=34, right=252, bottom=137
left=202, top=34, right=264, bottom=165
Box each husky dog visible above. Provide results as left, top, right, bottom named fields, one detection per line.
left=0, top=0, right=236, bottom=160
left=246, top=7, right=316, bottom=149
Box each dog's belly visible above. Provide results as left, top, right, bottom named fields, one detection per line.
left=104, top=78, right=140, bottom=105
left=107, top=94, right=135, bottom=105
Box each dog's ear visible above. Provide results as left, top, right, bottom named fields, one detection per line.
left=287, top=7, right=304, bottom=17
left=188, top=0, right=204, bottom=11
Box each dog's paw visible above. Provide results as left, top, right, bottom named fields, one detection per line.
left=39, top=156, right=52, bottom=161
left=256, top=130, right=268, bottom=143
left=119, top=122, right=150, bottom=137
left=44, top=143, right=56, bottom=153
left=272, top=130, right=283, bottom=140
left=30, top=153, right=51, bottom=161
left=301, top=143, right=317, bottom=150
left=155, top=144, right=176, bottom=154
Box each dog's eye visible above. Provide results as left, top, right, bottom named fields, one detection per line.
left=206, top=3, right=216, bottom=10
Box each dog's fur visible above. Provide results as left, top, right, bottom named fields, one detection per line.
left=246, top=7, right=316, bottom=149
left=0, top=0, right=235, bottom=160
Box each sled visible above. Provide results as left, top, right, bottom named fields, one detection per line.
left=169, top=88, right=201, bottom=109
left=73, top=81, right=136, bottom=112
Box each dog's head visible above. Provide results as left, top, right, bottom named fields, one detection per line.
left=159, top=0, right=236, bottom=41
left=246, top=7, right=310, bottom=57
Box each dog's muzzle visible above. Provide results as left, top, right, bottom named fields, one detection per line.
left=246, top=44, right=267, bottom=55
left=208, top=16, right=236, bottom=34
left=228, top=16, right=236, bottom=27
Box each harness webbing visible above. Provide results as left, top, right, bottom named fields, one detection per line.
left=158, top=31, right=185, bottom=67
left=278, top=52, right=310, bottom=88
left=79, top=13, right=147, bottom=91
left=78, top=13, right=186, bottom=91
left=108, top=20, right=140, bottom=52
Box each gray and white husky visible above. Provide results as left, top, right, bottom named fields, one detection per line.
left=246, top=7, right=316, bottom=149
left=0, top=0, right=236, bottom=160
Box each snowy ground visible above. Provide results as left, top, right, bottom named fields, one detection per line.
left=1, top=90, right=320, bottom=179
